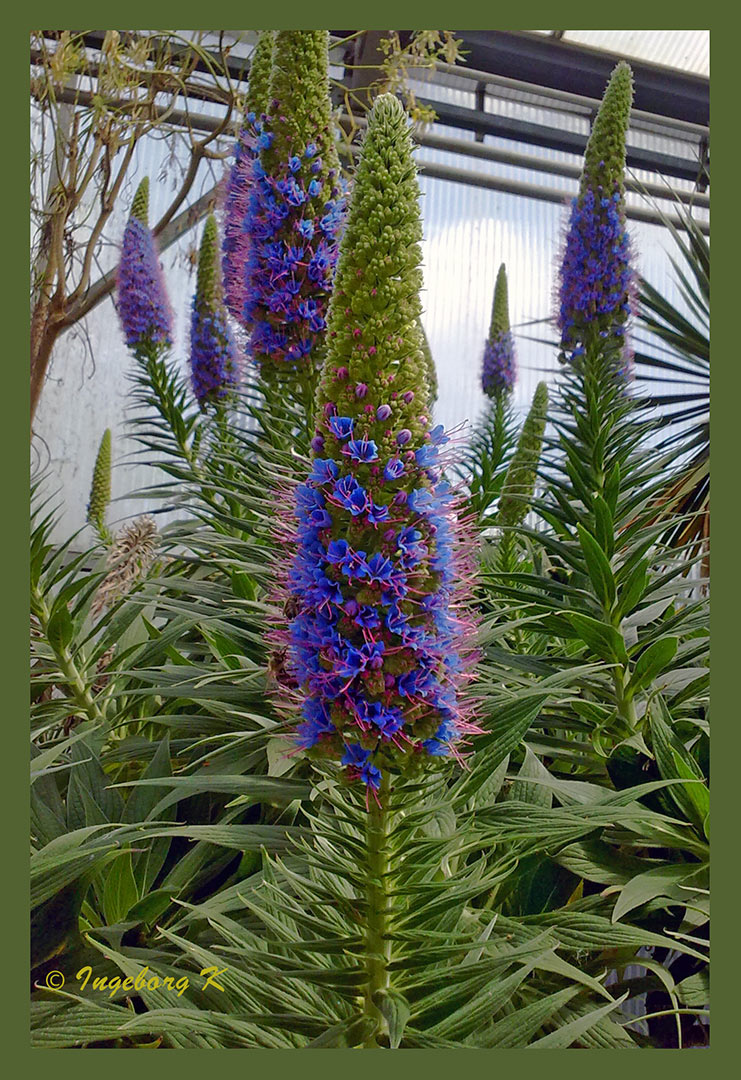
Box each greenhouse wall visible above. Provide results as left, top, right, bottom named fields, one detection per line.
left=32, top=69, right=708, bottom=545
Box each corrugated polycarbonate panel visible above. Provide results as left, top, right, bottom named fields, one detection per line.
left=419, top=170, right=702, bottom=442
left=561, top=31, right=709, bottom=77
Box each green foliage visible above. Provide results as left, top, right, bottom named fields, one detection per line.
left=463, top=395, right=518, bottom=524
left=634, top=199, right=710, bottom=560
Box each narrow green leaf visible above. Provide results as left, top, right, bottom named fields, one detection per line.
left=577, top=523, right=616, bottom=608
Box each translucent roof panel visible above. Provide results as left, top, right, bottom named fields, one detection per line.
left=531, top=31, right=709, bottom=77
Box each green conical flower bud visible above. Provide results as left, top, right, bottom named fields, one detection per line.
left=315, top=93, right=427, bottom=435
left=265, top=31, right=339, bottom=171
left=130, top=177, right=149, bottom=225
left=489, top=263, right=510, bottom=338
left=497, top=381, right=548, bottom=561
left=245, top=30, right=274, bottom=118
left=87, top=428, right=112, bottom=541
left=581, top=61, right=633, bottom=200
left=196, top=215, right=221, bottom=308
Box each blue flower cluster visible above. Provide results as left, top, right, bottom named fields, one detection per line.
left=283, top=410, right=473, bottom=790
left=481, top=330, right=516, bottom=398
left=117, top=217, right=173, bottom=351
left=190, top=300, right=239, bottom=408
left=243, top=134, right=345, bottom=370
left=558, top=185, right=632, bottom=362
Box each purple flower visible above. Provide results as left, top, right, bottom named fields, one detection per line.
left=558, top=187, right=632, bottom=367
left=329, top=416, right=354, bottom=440
left=384, top=458, right=405, bottom=481
left=117, top=217, right=173, bottom=351
left=190, top=301, right=239, bottom=408
left=345, top=438, right=379, bottom=463
left=481, top=332, right=516, bottom=398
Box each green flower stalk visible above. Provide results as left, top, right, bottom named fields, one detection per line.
left=243, top=31, right=345, bottom=393
left=558, top=62, right=634, bottom=374
left=497, top=380, right=548, bottom=568
left=190, top=215, right=239, bottom=408
left=87, top=428, right=112, bottom=543
left=222, top=30, right=274, bottom=326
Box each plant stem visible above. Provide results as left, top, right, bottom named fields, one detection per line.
left=612, top=666, right=639, bottom=730
left=33, top=590, right=107, bottom=728
left=363, top=773, right=392, bottom=1047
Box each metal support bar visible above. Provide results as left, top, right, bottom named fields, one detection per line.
left=415, top=159, right=709, bottom=235
left=474, top=81, right=486, bottom=143
left=430, top=60, right=709, bottom=141
left=416, top=97, right=706, bottom=184
left=454, top=31, right=709, bottom=127
left=416, top=128, right=709, bottom=209
left=51, top=84, right=709, bottom=213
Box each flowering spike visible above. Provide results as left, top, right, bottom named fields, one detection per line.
left=190, top=215, right=239, bottom=409
left=243, top=31, right=345, bottom=377
left=558, top=62, right=634, bottom=372
left=498, top=381, right=548, bottom=532
left=222, top=31, right=274, bottom=326
left=275, top=95, right=480, bottom=794
left=87, top=428, right=112, bottom=541
left=117, top=179, right=173, bottom=352
left=481, top=263, right=516, bottom=398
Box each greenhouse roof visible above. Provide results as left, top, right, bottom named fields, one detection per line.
left=531, top=31, right=709, bottom=77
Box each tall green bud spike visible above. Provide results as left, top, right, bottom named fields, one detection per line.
left=196, top=215, right=221, bottom=308
left=130, top=177, right=149, bottom=225
left=245, top=31, right=274, bottom=117
left=315, top=93, right=426, bottom=433
left=497, top=380, right=548, bottom=567
left=265, top=31, right=338, bottom=171
left=87, top=428, right=112, bottom=542
left=489, top=263, right=510, bottom=338
left=581, top=61, right=633, bottom=198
